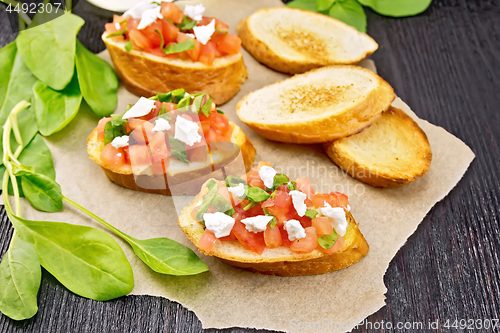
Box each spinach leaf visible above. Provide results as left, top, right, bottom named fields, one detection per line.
left=357, top=0, right=432, bottom=17
left=33, top=74, right=82, bottom=136
left=16, top=171, right=63, bottom=212
left=75, top=40, right=119, bottom=117
left=272, top=174, right=289, bottom=190
left=316, top=0, right=335, bottom=12
left=163, top=39, right=195, bottom=55
left=305, top=209, right=318, bottom=219
left=246, top=186, right=270, bottom=202
left=177, top=16, right=197, bottom=30
left=176, top=95, right=192, bottom=110
left=0, top=42, right=38, bottom=127
left=7, top=209, right=134, bottom=301
left=318, top=231, right=338, bottom=250
left=195, top=180, right=219, bottom=221
left=329, top=0, right=366, bottom=32
left=16, top=13, right=84, bottom=90
left=104, top=119, right=126, bottom=145
left=0, top=233, right=41, bottom=321
left=168, top=134, right=189, bottom=163
left=286, top=0, right=318, bottom=11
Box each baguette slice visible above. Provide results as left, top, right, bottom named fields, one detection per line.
left=324, top=107, right=432, bottom=187
left=237, top=7, right=378, bottom=75
left=103, top=32, right=248, bottom=105
left=178, top=183, right=369, bottom=276
left=87, top=122, right=256, bottom=195
left=236, top=65, right=395, bottom=143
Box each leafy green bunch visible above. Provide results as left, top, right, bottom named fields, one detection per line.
left=286, top=0, right=433, bottom=32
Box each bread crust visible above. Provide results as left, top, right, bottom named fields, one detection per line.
left=237, top=8, right=378, bottom=75
left=236, top=65, right=395, bottom=144
left=324, top=107, right=432, bottom=187
left=178, top=183, right=369, bottom=276
left=103, top=33, right=248, bottom=105
left=87, top=122, right=256, bottom=195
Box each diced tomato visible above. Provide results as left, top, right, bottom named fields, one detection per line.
left=161, top=18, right=179, bottom=43
left=100, top=144, right=126, bottom=168
left=279, top=226, right=292, bottom=248
left=295, top=177, right=316, bottom=201
left=140, top=21, right=163, bottom=48
left=219, top=229, right=237, bottom=242
left=198, top=17, right=229, bottom=31
left=128, top=144, right=152, bottom=167
left=232, top=220, right=266, bottom=254
left=312, top=217, right=333, bottom=237
left=313, top=193, right=334, bottom=208
left=199, top=41, right=219, bottom=65
left=319, top=235, right=345, bottom=254
left=97, top=117, right=111, bottom=141
left=129, top=29, right=152, bottom=50
left=287, top=210, right=312, bottom=228
left=145, top=47, right=167, bottom=57
left=187, top=143, right=209, bottom=162
left=127, top=18, right=140, bottom=35
left=113, top=15, right=125, bottom=23
left=177, top=33, right=201, bottom=61
left=289, top=227, right=317, bottom=253
left=331, top=192, right=349, bottom=208
left=149, top=132, right=169, bottom=162
left=135, top=106, right=160, bottom=122
left=264, top=225, right=282, bottom=249
left=216, top=33, right=241, bottom=55
left=149, top=160, right=167, bottom=175
left=160, top=2, right=184, bottom=24
left=246, top=169, right=265, bottom=189
left=105, top=22, right=125, bottom=41
left=245, top=203, right=264, bottom=217
left=198, top=229, right=217, bottom=253
left=130, top=120, right=155, bottom=145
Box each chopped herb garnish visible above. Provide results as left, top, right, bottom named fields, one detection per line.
left=177, top=16, right=198, bottom=30
left=168, top=134, right=189, bottom=163
left=125, top=41, right=133, bottom=52
left=305, top=209, right=318, bottom=219
left=107, top=28, right=128, bottom=38
left=246, top=186, right=270, bottom=202
left=287, top=181, right=297, bottom=191
left=243, top=201, right=258, bottom=211
left=163, top=38, right=195, bottom=55
left=317, top=231, right=339, bottom=250
left=217, top=109, right=224, bottom=114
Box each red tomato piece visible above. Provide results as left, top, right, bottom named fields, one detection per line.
left=129, top=29, right=152, bottom=50
left=149, top=132, right=169, bottom=163
left=198, top=229, right=217, bottom=253
left=177, top=33, right=201, bottom=61
left=105, top=22, right=125, bottom=41
left=216, top=33, right=241, bottom=55
left=295, top=177, right=316, bottom=201
left=128, top=144, right=152, bottom=167
left=319, top=235, right=345, bottom=254
left=130, top=120, right=155, bottom=145
left=312, top=217, right=333, bottom=237
left=219, top=230, right=237, bottom=242
left=264, top=225, right=282, bottom=249
left=140, top=21, right=163, bottom=48
left=331, top=192, right=349, bottom=208
left=161, top=18, right=179, bottom=43
left=279, top=226, right=292, bottom=248
left=100, top=144, right=126, bottom=168
left=289, top=227, right=317, bottom=253
left=232, top=220, right=266, bottom=254
left=246, top=169, right=265, bottom=189
left=160, top=2, right=184, bottom=24
left=313, top=193, right=334, bottom=208
left=199, top=41, right=219, bottom=65
left=97, top=117, right=111, bottom=141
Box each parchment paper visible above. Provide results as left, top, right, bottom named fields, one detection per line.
left=8, top=1, right=475, bottom=332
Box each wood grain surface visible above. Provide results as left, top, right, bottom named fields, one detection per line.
left=1, top=0, right=499, bottom=332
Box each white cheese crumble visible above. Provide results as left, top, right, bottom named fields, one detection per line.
left=174, top=115, right=202, bottom=146
left=258, top=166, right=277, bottom=189
left=241, top=215, right=274, bottom=233
left=122, top=97, right=156, bottom=119
left=289, top=190, right=307, bottom=217
left=346, top=205, right=351, bottom=211
left=193, top=19, right=215, bottom=45
left=228, top=183, right=245, bottom=197
left=137, top=6, right=163, bottom=30
left=320, top=203, right=347, bottom=236
left=123, top=2, right=158, bottom=19
left=114, top=22, right=121, bottom=30
left=203, top=212, right=235, bottom=238
left=185, top=33, right=195, bottom=38
left=284, top=219, right=306, bottom=241
left=111, top=135, right=129, bottom=149
left=152, top=118, right=171, bottom=132
left=183, top=4, right=205, bottom=21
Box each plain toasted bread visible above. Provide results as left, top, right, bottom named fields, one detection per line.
left=103, top=32, right=248, bottom=105
left=324, top=107, right=432, bottom=187
left=87, top=122, right=256, bottom=195
left=237, top=7, right=378, bottom=75
left=236, top=65, right=395, bottom=144
left=178, top=182, right=369, bottom=276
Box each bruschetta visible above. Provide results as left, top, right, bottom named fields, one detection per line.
left=87, top=89, right=256, bottom=195
left=178, top=162, right=369, bottom=276
left=103, top=1, right=247, bottom=104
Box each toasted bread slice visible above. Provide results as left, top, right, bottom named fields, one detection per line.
left=324, top=107, right=432, bottom=187
left=87, top=122, right=256, bottom=195
left=103, top=32, right=248, bottom=105
left=178, top=183, right=369, bottom=276
left=236, top=65, right=395, bottom=143
left=237, top=7, right=378, bottom=75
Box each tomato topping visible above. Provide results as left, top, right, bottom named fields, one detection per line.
left=264, top=225, right=282, bottom=249
left=313, top=192, right=349, bottom=208
left=127, top=18, right=140, bottom=31
left=100, top=144, right=126, bottom=168
left=97, top=117, right=111, bottom=141
left=199, top=41, right=220, bottom=66
left=160, top=2, right=184, bottom=24
left=289, top=227, right=317, bottom=253
left=130, top=120, right=154, bottom=145
left=295, top=177, right=316, bottom=201
left=129, top=29, right=152, bottom=50
left=177, top=33, right=201, bottom=61
left=219, top=230, right=237, bottom=242
left=319, top=235, right=345, bottom=254
left=246, top=168, right=265, bottom=189
left=128, top=144, right=153, bottom=167
left=149, top=132, right=169, bottom=163
left=198, top=229, right=217, bottom=253
left=161, top=18, right=179, bottom=43
left=105, top=22, right=125, bottom=41
left=216, top=33, right=241, bottom=55
left=332, top=192, right=349, bottom=208
left=187, top=142, right=209, bottom=162
left=140, top=21, right=163, bottom=48
left=232, top=220, right=266, bottom=255
left=312, top=217, right=333, bottom=237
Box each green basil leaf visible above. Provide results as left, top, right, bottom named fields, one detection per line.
left=192, top=94, right=204, bottom=114
left=317, top=0, right=335, bottom=12
left=225, top=207, right=235, bottom=216
left=217, top=109, right=224, bottom=114
left=287, top=181, right=297, bottom=191
left=18, top=171, right=63, bottom=212
left=268, top=216, right=277, bottom=229
left=168, top=134, right=189, bottom=163
left=125, top=41, right=133, bottom=52
left=200, top=96, right=212, bottom=117
left=0, top=233, right=41, bottom=321
left=357, top=0, right=432, bottom=17
left=104, top=120, right=126, bottom=145
left=195, top=181, right=220, bottom=221
left=286, top=0, right=318, bottom=11
left=318, top=231, right=338, bottom=250
left=16, top=13, right=85, bottom=90
left=75, top=40, right=119, bottom=117
left=225, top=175, right=247, bottom=187
left=211, top=193, right=233, bottom=213
left=272, top=173, right=289, bottom=190
left=177, top=16, right=197, bottom=30
left=328, top=0, right=367, bottom=33
left=305, top=209, right=318, bottom=219
left=33, top=75, right=82, bottom=136
left=107, top=28, right=128, bottom=38
left=243, top=201, right=258, bottom=211
left=176, top=95, right=192, bottom=110
left=163, top=38, right=195, bottom=55
left=215, top=27, right=228, bottom=34
left=246, top=186, right=270, bottom=202
left=158, top=110, right=171, bottom=120
left=171, top=88, right=187, bottom=103
left=154, top=29, right=165, bottom=50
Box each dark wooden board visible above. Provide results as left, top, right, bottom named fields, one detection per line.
left=0, top=0, right=499, bottom=332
